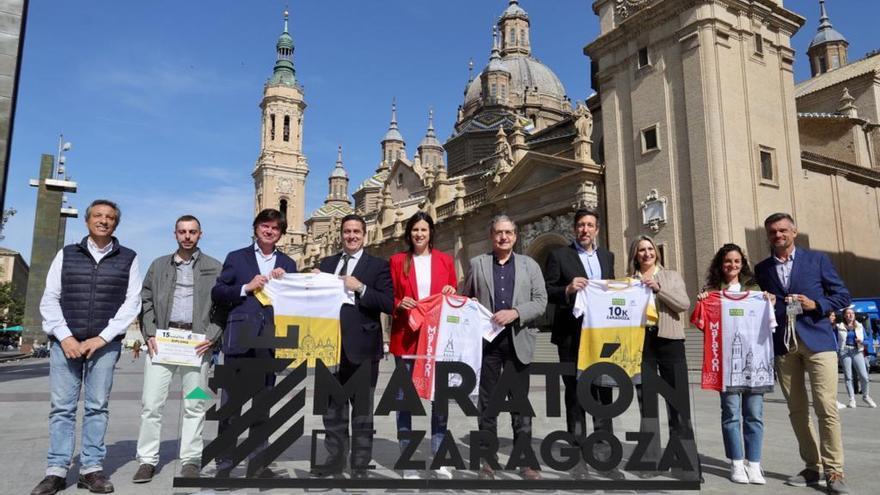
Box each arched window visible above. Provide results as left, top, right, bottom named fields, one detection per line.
left=397, top=173, right=404, bottom=187
left=279, top=198, right=288, bottom=221
left=283, top=115, right=290, bottom=142
left=270, top=114, right=276, bottom=140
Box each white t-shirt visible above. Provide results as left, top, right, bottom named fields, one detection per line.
left=413, top=253, right=432, bottom=300
left=691, top=290, right=777, bottom=392
left=256, top=273, right=349, bottom=368
left=407, top=294, right=503, bottom=400
left=572, top=279, right=655, bottom=381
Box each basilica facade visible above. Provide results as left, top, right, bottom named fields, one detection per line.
left=252, top=0, right=880, bottom=304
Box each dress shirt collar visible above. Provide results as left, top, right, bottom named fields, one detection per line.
left=493, top=252, right=514, bottom=265
left=574, top=241, right=597, bottom=255
left=773, top=246, right=797, bottom=264
left=173, top=249, right=199, bottom=265
left=87, top=237, right=114, bottom=255
left=253, top=242, right=277, bottom=258
left=342, top=248, right=364, bottom=261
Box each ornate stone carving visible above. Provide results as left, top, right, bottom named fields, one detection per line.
left=640, top=188, right=668, bottom=233
left=616, top=0, right=650, bottom=19
left=520, top=212, right=575, bottom=250
left=574, top=101, right=593, bottom=140
left=276, top=177, right=293, bottom=194
left=575, top=181, right=599, bottom=209
left=573, top=101, right=594, bottom=163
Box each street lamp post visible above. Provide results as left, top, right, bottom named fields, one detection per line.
left=21, top=135, right=79, bottom=352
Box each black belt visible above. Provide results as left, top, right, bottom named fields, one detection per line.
left=168, top=321, right=193, bottom=330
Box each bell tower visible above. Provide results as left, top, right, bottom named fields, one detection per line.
left=253, top=9, right=308, bottom=255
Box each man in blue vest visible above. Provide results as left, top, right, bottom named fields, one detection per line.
left=31, top=199, right=142, bottom=495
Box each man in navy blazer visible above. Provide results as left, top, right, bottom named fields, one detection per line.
left=755, top=212, right=851, bottom=494
left=211, top=208, right=297, bottom=477
left=314, top=214, right=393, bottom=479
left=543, top=208, right=616, bottom=480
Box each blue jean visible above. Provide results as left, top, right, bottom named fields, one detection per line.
left=46, top=339, right=121, bottom=477
left=840, top=346, right=870, bottom=399
left=395, top=357, right=448, bottom=454
left=720, top=391, right=764, bottom=462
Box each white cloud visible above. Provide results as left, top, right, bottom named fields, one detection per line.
left=77, top=59, right=250, bottom=116
left=3, top=178, right=257, bottom=275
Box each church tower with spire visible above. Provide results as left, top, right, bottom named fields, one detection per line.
left=253, top=9, right=309, bottom=255
left=353, top=98, right=407, bottom=214
left=380, top=98, right=406, bottom=170
left=326, top=145, right=351, bottom=207
left=417, top=108, right=445, bottom=171
left=498, top=0, right=530, bottom=57
left=304, top=145, right=353, bottom=241
left=807, top=0, right=848, bottom=76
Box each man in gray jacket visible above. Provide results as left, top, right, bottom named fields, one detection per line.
left=462, top=214, right=547, bottom=481
left=132, top=215, right=222, bottom=483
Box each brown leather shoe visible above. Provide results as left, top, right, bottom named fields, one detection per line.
left=77, top=471, right=114, bottom=493
left=132, top=463, right=155, bottom=483
left=30, top=476, right=66, bottom=495
left=478, top=463, right=495, bottom=480
left=519, top=466, right=542, bottom=480
left=180, top=463, right=200, bottom=478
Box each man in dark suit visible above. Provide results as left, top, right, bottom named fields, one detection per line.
left=314, top=214, right=393, bottom=479
left=211, top=208, right=297, bottom=477
left=755, top=212, right=851, bottom=495
left=543, top=208, right=615, bottom=479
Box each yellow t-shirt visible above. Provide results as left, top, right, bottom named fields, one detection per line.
left=255, top=272, right=348, bottom=368
left=572, top=279, right=657, bottom=378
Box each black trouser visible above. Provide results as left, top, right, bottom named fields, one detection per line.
left=321, top=352, right=379, bottom=470
left=557, top=342, right=615, bottom=442
left=635, top=328, right=695, bottom=464
left=478, top=330, right=533, bottom=462
left=216, top=349, right=276, bottom=470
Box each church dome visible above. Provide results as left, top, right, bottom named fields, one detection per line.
left=809, top=0, right=848, bottom=49
left=419, top=133, right=442, bottom=148
left=464, top=55, right=567, bottom=109
left=383, top=127, right=404, bottom=143
left=501, top=0, right=529, bottom=20
left=277, top=32, right=293, bottom=50
left=330, top=165, right=348, bottom=178
left=809, top=25, right=846, bottom=49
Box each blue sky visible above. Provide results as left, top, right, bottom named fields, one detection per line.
left=3, top=0, right=878, bottom=270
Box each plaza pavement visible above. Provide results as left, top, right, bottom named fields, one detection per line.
left=1, top=353, right=877, bottom=495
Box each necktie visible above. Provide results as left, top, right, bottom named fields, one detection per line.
left=339, top=253, right=350, bottom=276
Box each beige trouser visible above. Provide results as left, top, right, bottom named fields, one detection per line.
left=774, top=335, right=844, bottom=474
left=136, top=355, right=210, bottom=466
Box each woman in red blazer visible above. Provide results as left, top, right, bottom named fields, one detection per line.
left=389, top=211, right=457, bottom=479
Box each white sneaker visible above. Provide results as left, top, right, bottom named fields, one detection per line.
left=847, top=398, right=857, bottom=408
left=745, top=462, right=766, bottom=485
left=434, top=466, right=453, bottom=479
left=402, top=469, right=420, bottom=479
left=864, top=396, right=878, bottom=408
left=730, top=460, right=748, bottom=484
left=837, top=401, right=847, bottom=410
